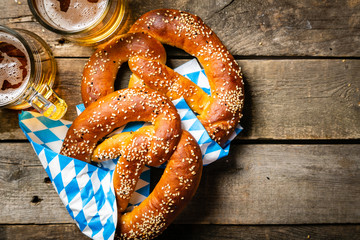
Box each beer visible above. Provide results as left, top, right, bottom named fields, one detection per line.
left=29, top=0, right=130, bottom=46
left=42, top=0, right=108, bottom=32
left=0, top=32, right=30, bottom=105
left=0, top=26, right=67, bottom=120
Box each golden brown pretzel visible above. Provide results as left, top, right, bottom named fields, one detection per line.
left=129, top=9, right=244, bottom=145
left=81, top=32, right=166, bottom=107
left=60, top=88, right=202, bottom=239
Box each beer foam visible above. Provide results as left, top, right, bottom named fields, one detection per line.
left=43, top=0, right=108, bottom=31
left=0, top=32, right=30, bottom=104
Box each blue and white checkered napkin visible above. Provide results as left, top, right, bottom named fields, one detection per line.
left=173, top=59, right=243, bottom=163
left=18, top=59, right=242, bottom=240
left=19, top=111, right=118, bottom=240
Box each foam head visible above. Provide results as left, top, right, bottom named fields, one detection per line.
left=0, top=32, right=30, bottom=105
left=42, top=0, right=108, bottom=31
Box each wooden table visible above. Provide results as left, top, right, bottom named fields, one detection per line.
left=1, top=0, right=360, bottom=239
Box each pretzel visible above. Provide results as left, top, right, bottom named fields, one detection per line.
left=73, top=8, right=244, bottom=238
left=81, top=32, right=166, bottom=107
left=129, top=9, right=244, bottom=145
left=60, top=88, right=202, bottom=239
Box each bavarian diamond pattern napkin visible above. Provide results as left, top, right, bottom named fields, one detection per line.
left=19, top=111, right=118, bottom=240
left=18, top=59, right=243, bottom=240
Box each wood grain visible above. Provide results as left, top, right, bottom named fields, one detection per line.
left=0, top=224, right=359, bottom=240
left=1, top=59, right=359, bottom=140
left=0, top=143, right=359, bottom=224
left=0, top=224, right=87, bottom=240
left=1, top=0, right=359, bottom=238
left=159, top=224, right=360, bottom=240
left=0, top=0, right=359, bottom=57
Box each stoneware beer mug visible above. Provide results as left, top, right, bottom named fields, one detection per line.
left=0, top=25, right=67, bottom=120
left=28, top=0, right=130, bottom=46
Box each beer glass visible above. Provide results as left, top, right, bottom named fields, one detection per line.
left=28, top=0, right=130, bottom=46
left=0, top=25, right=67, bottom=120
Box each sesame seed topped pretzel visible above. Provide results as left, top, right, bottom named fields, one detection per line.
left=63, top=8, right=244, bottom=239
left=129, top=9, right=244, bottom=145
left=60, top=88, right=202, bottom=239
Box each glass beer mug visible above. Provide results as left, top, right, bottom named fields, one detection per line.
left=0, top=25, right=67, bottom=120
left=28, top=0, right=130, bottom=46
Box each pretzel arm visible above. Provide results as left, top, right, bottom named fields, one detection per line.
left=91, top=132, right=132, bottom=162
left=118, top=130, right=202, bottom=239
left=128, top=74, right=145, bottom=88
left=92, top=126, right=156, bottom=212
left=129, top=56, right=212, bottom=115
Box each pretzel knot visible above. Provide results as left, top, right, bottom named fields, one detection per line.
left=60, top=88, right=202, bottom=239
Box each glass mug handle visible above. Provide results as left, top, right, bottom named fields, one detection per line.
left=26, top=85, right=67, bottom=120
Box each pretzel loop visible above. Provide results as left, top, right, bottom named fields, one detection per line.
left=60, top=88, right=202, bottom=239
left=81, top=32, right=166, bottom=107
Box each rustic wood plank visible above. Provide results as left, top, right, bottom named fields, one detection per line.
left=1, top=59, right=359, bottom=140
left=0, top=224, right=87, bottom=240
left=0, top=0, right=359, bottom=57
left=0, top=143, right=359, bottom=224
left=177, top=143, right=360, bottom=224
left=0, top=224, right=359, bottom=240
left=159, top=224, right=360, bottom=240
left=0, top=143, right=73, bottom=224
left=239, top=59, right=360, bottom=140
